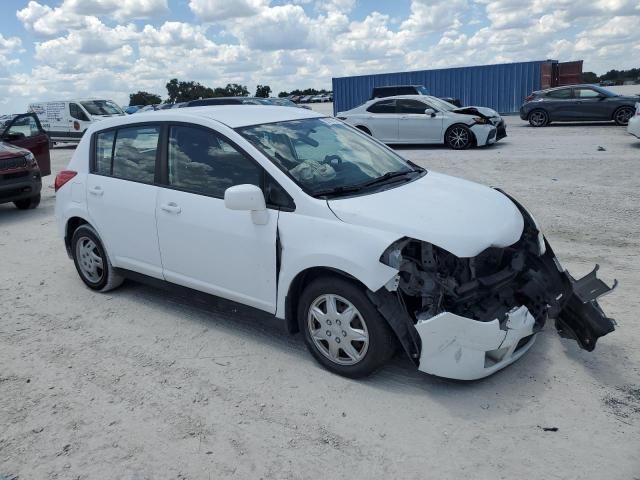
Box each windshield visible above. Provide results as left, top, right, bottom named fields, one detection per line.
left=238, top=117, right=420, bottom=197
left=591, top=85, right=618, bottom=97
left=80, top=100, right=124, bottom=116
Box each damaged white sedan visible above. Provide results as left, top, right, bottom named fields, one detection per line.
left=55, top=106, right=616, bottom=381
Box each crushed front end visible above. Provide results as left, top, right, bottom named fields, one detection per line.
left=370, top=193, right=617, bottom=380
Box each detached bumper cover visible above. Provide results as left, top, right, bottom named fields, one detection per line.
left=415, top=306, right=536, bottom=380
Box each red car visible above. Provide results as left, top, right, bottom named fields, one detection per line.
left=0, top=113, right=51, bottom=176
left=0, top=141, right=42, bottom=209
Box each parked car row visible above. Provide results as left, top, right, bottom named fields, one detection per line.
left=290, top=93, right=333, bottom=103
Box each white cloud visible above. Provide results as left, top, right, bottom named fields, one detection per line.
left=189, top=0, right=267, bottom=21
left=63, top=0, right=169, bottom=21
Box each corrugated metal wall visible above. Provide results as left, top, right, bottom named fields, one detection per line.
left=332, top=60, right=545, bottom=115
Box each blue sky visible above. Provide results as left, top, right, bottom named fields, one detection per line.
left=0, top=0, right=638, bottom=113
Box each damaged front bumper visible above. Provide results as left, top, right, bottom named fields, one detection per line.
left=370, top=195, right=617, bottom=381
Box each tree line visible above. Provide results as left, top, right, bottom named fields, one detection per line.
left=128, top=79, right=273, bottom=106
left=129, top=80, right=331, bottom=106
left=582, top=68, right=640, bottom=84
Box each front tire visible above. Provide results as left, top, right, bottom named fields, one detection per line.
left=71, top=224, right=124, bottom=292
left=14, top=194, right=40, bottom=210
left=528, top=109, right=549, bottom=127
left=445, top=124, right=473, bottom=149
left=298, top=276, right=395, bottom=378
left=613, top=106, right=634, bottom=126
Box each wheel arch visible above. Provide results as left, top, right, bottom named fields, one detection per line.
left=355, top=125, right=371, bottom=135
left=284, top=266, right=368, bottom=334
left=64, top=216, right=90, bottom=256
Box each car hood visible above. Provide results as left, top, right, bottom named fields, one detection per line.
left=0, top=141, right=29, bottom=160
left=327, top=171, right=524, bottom=258
left=452, top=106, right=500, bottom=118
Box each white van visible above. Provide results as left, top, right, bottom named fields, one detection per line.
left=29, top=99, right=125, bottom=144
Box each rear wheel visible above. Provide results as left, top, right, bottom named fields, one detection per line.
left=445, top=125, right=473, bottom=149
left=299, top=276, right=395, bottom=378
left=71, top=224, right=124, bottom=292
left=528, top=109, right=549, bottom=127
left=613, top=106, right=634, bottom=126
left=14, top=194, right=40, bottom=210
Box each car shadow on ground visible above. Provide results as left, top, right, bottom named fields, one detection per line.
left=113, top=278, right=559, bottom=404
left=517, top=122, right=621, bottom=128
left=391, top=142, right=510, bottom=151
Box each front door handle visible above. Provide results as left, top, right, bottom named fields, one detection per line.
left=89, top=186, right=103, bottom=197
left=160, top=202, right=181, bottom=214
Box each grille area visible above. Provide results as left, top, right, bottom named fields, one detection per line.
left=0, top=156, right=28, bottom=171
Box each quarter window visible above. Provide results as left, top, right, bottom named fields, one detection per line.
left=367, top=100, right=396, bottom=114
left=167, top=125, right=263, bottom=198
left=94, top=131, right=115, bottom=175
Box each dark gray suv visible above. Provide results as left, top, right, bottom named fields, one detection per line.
left=519, top=84, right=639, bottom=127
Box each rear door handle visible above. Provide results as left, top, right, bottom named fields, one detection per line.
left=160, top=202, right=181, bottom=214
left=89, top=186, right=103, bottom=197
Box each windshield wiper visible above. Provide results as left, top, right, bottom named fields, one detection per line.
left=311, top=170, right=419, bottom=198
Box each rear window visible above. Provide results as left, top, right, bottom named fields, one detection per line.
left=93, top=125, right=160, bottom=183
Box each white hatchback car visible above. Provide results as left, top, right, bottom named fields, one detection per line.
left=337, top=95, right=506, bottom=149
left=55, top=106, right=616, bottom=380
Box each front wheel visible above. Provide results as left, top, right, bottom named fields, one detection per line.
left=71, top=224, right=124, bottom=292
left=613, top=106, right=634, bottom=126
left=528, top=109, right=549, bottom=127
left=445, top=125, right=473, bottom=149
left=299, top=277, right=395, bottom=378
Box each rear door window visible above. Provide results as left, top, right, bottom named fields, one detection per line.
left=367, top=99, right=397, bottom=114
left=93, top=126, right=160, bottom=183
left=545, top=89, right=572, bottom=99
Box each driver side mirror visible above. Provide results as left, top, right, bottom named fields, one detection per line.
left=424, top=108, right=436, bottom=117
left=224, top=184, right=269, bottom=225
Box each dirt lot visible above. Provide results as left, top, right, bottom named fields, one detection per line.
left=1, top=117, right=639, bottom=479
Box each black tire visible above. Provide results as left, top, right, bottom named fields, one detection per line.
left=445, top=124, right=473, bottom=149
left=528, top=109, right=549, bottom=127
left=14, top=194, right=40, bottom=210
left=70, top=224, right=124, bottom=292
left=613, top=106, right=634, bottom=126
left=356, top=125, right=371, bottom=135
left=298, top=276, right=396, bottom=378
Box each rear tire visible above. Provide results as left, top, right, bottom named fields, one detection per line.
left=14, top=194, right=40, bottom=210
left=71, top=224, right=124, bottom=292
left=445, top=124, right=473, bottom=149
left=528, top=109, right=549, bottom=127
left=613, top=106, right=634, bottom=126
left=298, top=276, right=395, bottom=378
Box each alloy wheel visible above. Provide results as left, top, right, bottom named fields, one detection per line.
left=307, top=294, right=370, bottom=365
left=615, top=107, right=634, bottom=126
left=529, top=110, right=547, bottom=127
left=447, top=126, right=470, bottom=148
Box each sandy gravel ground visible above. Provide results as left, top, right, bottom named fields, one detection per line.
left=1, top=116, right=639, bottom=479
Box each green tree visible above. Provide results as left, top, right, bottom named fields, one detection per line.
left=582, top=72, right=599, bottom=84
left=165, top=78, right=215, bottom=103
left=129, top=91, right=162, bottom=106
left=255, top=85, right=271, bottom=98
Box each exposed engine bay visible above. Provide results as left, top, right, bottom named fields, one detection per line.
left=370, top=192, right=617, bottom=379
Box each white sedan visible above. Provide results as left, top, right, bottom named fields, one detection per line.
left=337, top=95, right=506, bottom=149
left=55, top=105, right=614, bottom=380
left=627, top=102, right=640, bottom=139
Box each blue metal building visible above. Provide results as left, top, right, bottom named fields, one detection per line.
left=332, top=60, right=556, bottom=115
